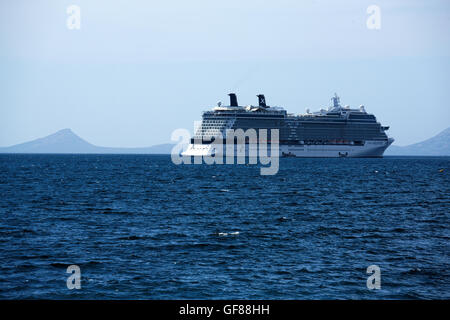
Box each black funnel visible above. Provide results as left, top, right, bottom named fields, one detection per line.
left=228, top=93, right=238, bottom=107
left=257, top=94, right=266, bottom=108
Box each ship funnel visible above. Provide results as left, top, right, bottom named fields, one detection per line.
left=257, top=94, right=267, bottom=108
left=228, top=93, right=238, bottom=107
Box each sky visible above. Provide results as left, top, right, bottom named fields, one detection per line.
left=1, top=0, right=449, bottom=147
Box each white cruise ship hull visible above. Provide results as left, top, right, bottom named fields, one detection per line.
left=181, top=138, right=394, bottom=158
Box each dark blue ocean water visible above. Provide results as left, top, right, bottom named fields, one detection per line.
left=0, top=154, right=449, bottom=299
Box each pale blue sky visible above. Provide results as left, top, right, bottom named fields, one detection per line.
left=1, top=0, right=449, bottom=147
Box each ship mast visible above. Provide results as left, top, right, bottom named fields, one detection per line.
left=331, top=93, right=341, bottom=109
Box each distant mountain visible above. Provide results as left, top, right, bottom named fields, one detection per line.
left=0, top=129, right=174, bottom=154
left=385, top=127, right=450, bottom=156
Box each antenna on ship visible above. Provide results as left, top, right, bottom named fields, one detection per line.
left=331, top=93, right=341, bottom=109
left=228, top=93, right=238, bottom=107
left=257, top=94, right=267, bottom=108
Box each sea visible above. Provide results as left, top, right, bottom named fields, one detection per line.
left=0, top=154, right=448, bottom=299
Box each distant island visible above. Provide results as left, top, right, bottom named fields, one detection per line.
left=385, top=127, right=450, bottom=156
left=0, top=127, right=449, bottom=156
left=0, top=129, right=174, bottom=154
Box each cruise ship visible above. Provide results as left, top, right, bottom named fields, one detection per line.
left=182, top=93, right=394, bottom=158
